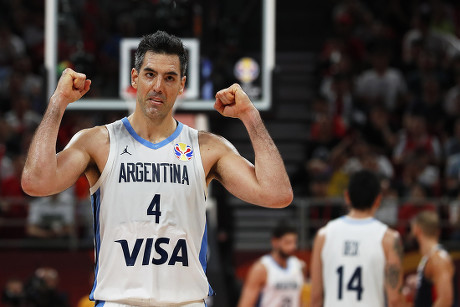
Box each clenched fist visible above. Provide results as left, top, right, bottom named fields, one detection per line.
left=214, top=84, right=256, bottom=119
left=51, top=68, right=91, bottom=108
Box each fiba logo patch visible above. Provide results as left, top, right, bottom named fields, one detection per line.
left=234, top=57, right=260, bottom=84
left=174, top=143, right=193, bottom=161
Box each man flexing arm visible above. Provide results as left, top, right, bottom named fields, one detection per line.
left=200, top=83, right=293, bottom=208
left=21, top=69, right=98, bottom=196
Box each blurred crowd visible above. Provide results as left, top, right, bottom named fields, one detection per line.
left=292, top=0, right=460, bottom=245
left=1, top=0, right=460, bottom=306
left=2, top=267, right=70, bottom=307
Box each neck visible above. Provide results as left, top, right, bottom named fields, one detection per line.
left=128, top=111, right=177, bottom=143
left=419, top=237, right=439, bottom=256
left=347, top=208, right=374, bottom=219
left=271, top=251, right=288, bottom=268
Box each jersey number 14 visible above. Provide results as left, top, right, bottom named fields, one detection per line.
left=336, top=265, right=363, bottom=301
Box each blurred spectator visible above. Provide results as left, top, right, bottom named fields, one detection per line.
left=403, top=4, right=460, bottom=64
left=0, top=153, right=27, bottom=238
left=448, top=191, right=460, bottom=241
left=1, top=278, right=27, bottom=307
left=407, top=76, right=446, bottom=137
left=399, top=148, right=441, bottom=197
left=393, top=110, right=442, bottom=167
left=306, top=172, right=345, bottom=238
left=361, top=105, right=398, bottom=155
left=397, top=183, right=436, bottom=249
left=355, top=43, right=408, bottom=112
left=444, top=118, right=460, bottom=195
left=319, top=73, right=356, bottom=126
left=26, top=190, right=75, bottom=239
left=0, top=21, right=26, bottom=66
left=375, top=178, right=399, bottom=227
left=24, top=267, right=70, bottom=307
left=341, top=138, right=394, bottom=180
left=306, top=95, right=347, bottom=163
left=4, top=94, right=41, bottom=134
left=321, top=0, right=369, bottom=73
left=444, top=70, right=460, bottom=127
left=405, top=49, right=448, bottom=97
left=10, top=55, right=45, bottom=112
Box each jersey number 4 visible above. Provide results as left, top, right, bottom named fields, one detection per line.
left=147, top=194, right=161, bottom=223
left=336, top=265, right=363, bottom=301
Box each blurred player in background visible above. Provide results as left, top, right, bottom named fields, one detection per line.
left=310, top=170, right=404, bottom=307
left=21, top=30, right=293, bottom=306
left=237, top=223, right=306, bottom=307
left=411, top=210, right=458, bottom=307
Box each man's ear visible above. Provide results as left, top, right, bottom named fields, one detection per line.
left=179, top=76, right=186, bottom=94
left=131, top=68, right=138, bottom=89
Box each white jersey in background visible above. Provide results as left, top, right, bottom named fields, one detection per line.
left=321, top=216, right=388, bottom=307
left=259, top=255, right=304, bottom=307
left=89, top=117, right=211, bottom=306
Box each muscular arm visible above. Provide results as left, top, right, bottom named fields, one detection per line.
left=21, top=69, right=92, bottom=196
left=382, top=229, right=404, bottom=307
left=210, top=84, right=293, bottom=208
left=237, top=261, right=267, bottom=307
left=429, top=251, right=455, bottom=307
left=310, top=228, right=326, bottom=307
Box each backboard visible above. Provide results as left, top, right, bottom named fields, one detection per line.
left=46, top=0, right=275, bottom=111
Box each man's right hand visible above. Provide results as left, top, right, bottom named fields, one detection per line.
left=51, top=68, right=91, bottom=108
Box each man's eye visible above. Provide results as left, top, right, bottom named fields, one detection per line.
left=146, top=73, right=154, bottom=77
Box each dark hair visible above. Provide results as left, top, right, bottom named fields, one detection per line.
left=134, top=30, right=188, bottom=76
left=272, top=222, right=297, bottom=239
left=347, top=170, right=381, bottom=210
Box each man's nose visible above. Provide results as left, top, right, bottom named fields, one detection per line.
left=153, top=76, right=163, bottom=92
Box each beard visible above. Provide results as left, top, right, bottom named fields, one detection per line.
left=277, top=249, right=293, bottom=259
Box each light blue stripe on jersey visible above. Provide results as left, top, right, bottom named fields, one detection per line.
left=121, top=117, right=184, bottom=149
left=95, top=301, right=105, bottom=306
left=340, top=215, right=376, bottom=225
left=90, top=189, right=102, bottom=302
left=199, top=222, right=214, bottom=296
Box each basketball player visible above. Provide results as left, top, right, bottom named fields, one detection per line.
left=21, top=31, right=293, bottom=306
left=237, top=223, right=306, bottom=307
left=310, top=170, right=404, bottom=307
left=411, top=210, right=458, bottom=307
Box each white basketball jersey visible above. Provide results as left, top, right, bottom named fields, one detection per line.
left=321, top=216, right=388, bottom=307
left=89, top=117, right=211, bottom=306
left=259, top=255, right=304, bottom=307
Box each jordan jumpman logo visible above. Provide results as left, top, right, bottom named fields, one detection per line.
left=120, top=145, right=132, bottom=155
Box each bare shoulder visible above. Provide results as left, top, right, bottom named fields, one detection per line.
left=382, top=228, right=403, bottom=259
left=431, top=249, right=454, bottom=268
left=312, top=226, right=327, bottom=253
left=248, top=259, right=268, bottom=279
left=382, top=228, right=401, bottom=246
left=65, top=125, right=109, bottom=151
left=315, top=226, right=327, bottom=241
